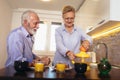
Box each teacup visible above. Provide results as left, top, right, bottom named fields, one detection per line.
left=35, top=62, right=44, bottom=72
left=56, top=61, right=66, bottom=72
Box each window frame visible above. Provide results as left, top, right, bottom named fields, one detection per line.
left=33, top=20, right=62, bottom=56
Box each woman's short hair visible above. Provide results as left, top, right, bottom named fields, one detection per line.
left=62, top=5, right=75, bottom=15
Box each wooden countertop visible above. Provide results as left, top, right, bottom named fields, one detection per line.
left=0, top=66, right=119, bottom=80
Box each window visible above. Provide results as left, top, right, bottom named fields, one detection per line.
left=50, top=22, right=61, bottom=51
left=34, top=22, right=47, bottom=51
left=33, top=21, right=61, bottom=53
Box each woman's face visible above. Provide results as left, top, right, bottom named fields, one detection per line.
left=63, top=11, right=75, bottom=27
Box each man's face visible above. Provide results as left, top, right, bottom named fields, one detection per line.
left=27, top=13, right=40, bottom=35
left=63, top=11, right=75, bottom=27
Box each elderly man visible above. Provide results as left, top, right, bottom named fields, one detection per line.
left=5, top=10, right=50, bottom=67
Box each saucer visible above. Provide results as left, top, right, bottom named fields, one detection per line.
left=53, top=66, right=72, bottom=71
left=65, top=67, right=72, bottom=70
left=29, top=66, right=49, bottom=70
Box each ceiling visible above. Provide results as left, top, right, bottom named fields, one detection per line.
left=6, top=0, right=85, bottom=12
left=6, top=0, right=102, bottom=32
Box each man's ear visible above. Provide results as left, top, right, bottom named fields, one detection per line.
left=24, top=20, right=28, bottom=26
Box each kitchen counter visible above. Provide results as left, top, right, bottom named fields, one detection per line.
left=0, top=66, right=119, bottom=80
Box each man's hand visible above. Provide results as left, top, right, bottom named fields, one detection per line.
left=29, top=56, right=51, bottom=67
left=40, top=56, right=51, bottom=66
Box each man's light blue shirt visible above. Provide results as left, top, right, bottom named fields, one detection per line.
left=53, top=25, right=92, bottom=67
left=5, top=26, right=36, bottom=67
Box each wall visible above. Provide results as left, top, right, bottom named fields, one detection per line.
left=0, top=0, right=12, bottom=68
left=91, top=29, right=120, bottom=66
left=11, top=9, right=62, bottom=30
left=75, top=0, right=101, bottom=32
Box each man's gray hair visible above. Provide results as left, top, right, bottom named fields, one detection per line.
left=21, top=10, right=37, bottom=25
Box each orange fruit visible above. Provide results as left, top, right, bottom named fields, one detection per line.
left=80, top=46, right=86, bottom=52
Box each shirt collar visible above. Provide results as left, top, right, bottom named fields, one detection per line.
left=62, top=24, right=77, bottom=32
left=21, top=26, right=31, bottom=37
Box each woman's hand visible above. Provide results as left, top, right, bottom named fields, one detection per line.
left=66, top=51, right=76, bottom=61
left=80, top=40, right=90, bottom=51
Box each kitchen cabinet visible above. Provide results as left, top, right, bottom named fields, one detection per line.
left=87, top=0, right=120, bottom=36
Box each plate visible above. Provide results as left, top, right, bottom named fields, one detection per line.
left=29, top=67, right=34, bottom=70
left=29, top=66, right=49, bottom=70
left=53, top=66, right=72, bottom=71
left=29, top=66, right=72, bottom=71
left=65, top=67, right=72, bottom=70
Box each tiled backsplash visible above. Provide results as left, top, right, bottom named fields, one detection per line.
left=91, top=30, right=120, bottom=66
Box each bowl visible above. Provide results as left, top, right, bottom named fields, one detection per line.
left=74, top=63, right=87, bottom=74
left=14, top=60, right=29, bottom=72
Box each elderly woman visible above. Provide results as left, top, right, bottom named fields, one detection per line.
left=53, top=5, right=92, bottom=68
